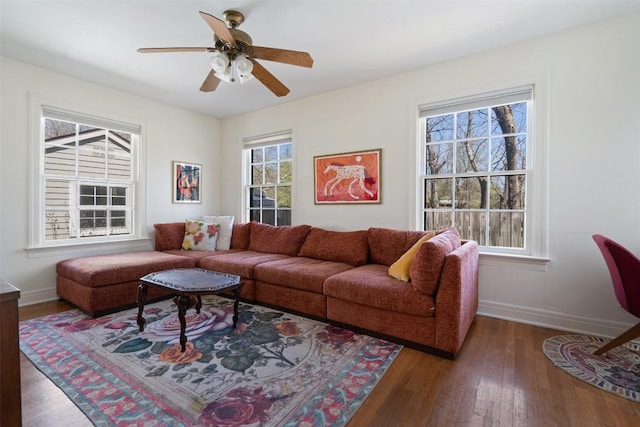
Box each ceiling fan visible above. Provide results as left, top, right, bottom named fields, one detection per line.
left=138, top=10, right=313, bottom=97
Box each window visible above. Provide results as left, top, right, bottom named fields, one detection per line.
left=418, top=86, right=535, bottom=255
left=243, top=131, right=293, bottom=226
left=38, top=105, right=140, bottom=245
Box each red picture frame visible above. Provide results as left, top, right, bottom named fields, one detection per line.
left=314, top=149, right=381, bottom=204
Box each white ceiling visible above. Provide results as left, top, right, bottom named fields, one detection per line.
left=2, top=1, right=639, bottom=119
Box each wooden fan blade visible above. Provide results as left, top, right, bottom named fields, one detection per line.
left=250, top=59, right=290, bottom=97
left=250, top=46, right=313, bottom=68
left=199, top=11, right=238, bottom=48
left=138, top=47, right=212, bottom=53
left=200, top=70, right=221, bottom=92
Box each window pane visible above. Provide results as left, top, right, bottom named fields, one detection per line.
left=424, top=211, right=452, bottom=231
left=264, top=163, right=277, bottom=185
left=44, top=147, right=76, bottom=176
left=44, top=210, right=72, bottom=240
left=279, top=143, right=292, bottom=160
left=426, top=114, right=453, bottom=142
left=78, top=149, right=106, bottom=178
left=262, top=209, right=275, bottom=225
left=46, top=179, right=71, bottom=207
left=277, top=210, right=291, bottom=226
left=456, top=109, right=488, bottom=139
left=264, top=146, right=277, bottom=162
left=456, top=211, right=487, bottom=245
left=456, top=139, right=488, bottom=173
left=277, top=186, right=291, bottom=208
left=110, top=210, right=128, bottom=232
left=250, top=188, right=261, bottom=208
left=80, top=210, right=107, bottom=236
left=252, top=147, right=263, bottom=163
left=263, top=187, right=276, bottom=205
left=252, top=164, right=264, bottom=185
left=279, top=160, right=292, bottom=183
left=456, top=177, right=483, bottom=209
left=111, top=187, right=127, bottom=206
left=249, top=209, right=260, bottom=222
left=424, top=178, right=452, bottom=208
left=491, top=103, right=527, bottom=135
left=490, top=175, right=525, bottom=209
left=45, top=118, right=76, bottom=140
left=425, top=143, right=453, bottom=175
left=111, top=130, right=132, bottom=143
left=491, top=136, right=526, bottom=171
left=107, top=154, right=131, bottom=180
left=489, top=212, right=524, bottom=248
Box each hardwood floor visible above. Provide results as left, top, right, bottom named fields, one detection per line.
left=19, top=301, right=640, bottom=426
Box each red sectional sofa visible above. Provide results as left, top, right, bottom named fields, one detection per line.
left=56, top=222, right=479, bottom=358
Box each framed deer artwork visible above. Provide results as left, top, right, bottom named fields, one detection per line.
left=313, top=149, right=381, bottom=204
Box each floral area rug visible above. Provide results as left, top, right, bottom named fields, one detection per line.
left=20, top=296, right=402, bottom=426
left=543, top=334, right=640, bottom=402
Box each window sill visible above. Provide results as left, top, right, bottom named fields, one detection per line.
left=479, top=252, right=550, bottom=272
left=26, top=237, right=152, bottom=259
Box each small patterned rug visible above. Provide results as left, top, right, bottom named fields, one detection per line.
left=543, top=334, right=640, bottom=402
left=20, top=296, right=401, bottom=426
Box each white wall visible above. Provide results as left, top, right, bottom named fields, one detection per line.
left=220, top=14, right=640, bottom=338
left=0, top=57, right=222, bottom=305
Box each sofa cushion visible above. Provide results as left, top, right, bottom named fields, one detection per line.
left=181, top=220, right=219, bottom=251
left=298, top=228, right=369, bottom=266
left=200, top=215, right=234, bottom=250
left=254, top=257, right=355, bottom=293
left=388, top=232, right=436, bottom=281
left=368, top=228, right=432, bottom=266
left=230, top=222, right=252, bottom=250
left=410, top=228, right=461, bottom=295
left=249, top=222, right=312, bottom=256
left=198, top=251, right=289, bottom=279
left=161, top=249, right=241, bottom=265
left=323, top=264, right=435, bottom=317
left=56, top=251, right=195, bottom=287
left=154, top=222, right=185, bottom=251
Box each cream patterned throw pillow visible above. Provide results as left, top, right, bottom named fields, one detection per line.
left=182, top=220, right=219, bottom=251
left=200, top=215, right=234, bottom=250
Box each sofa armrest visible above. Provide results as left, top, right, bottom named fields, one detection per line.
left=434, top=240, right=479, bottom=356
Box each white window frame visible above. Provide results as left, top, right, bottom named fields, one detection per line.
left=415, top=81, right=549, bottom=267
left=242, top=130, right=293, bottom=226
left=28, top=94, right=147, bottom=252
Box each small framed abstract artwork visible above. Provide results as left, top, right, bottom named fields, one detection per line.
left=172, top=161, right=201, bottom=204
left=314, top=149, right=381, bottom=204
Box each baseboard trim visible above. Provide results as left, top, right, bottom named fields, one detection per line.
left=478, top=299, right=634, bottom=339
left=17, top=287, right=58, bottom=307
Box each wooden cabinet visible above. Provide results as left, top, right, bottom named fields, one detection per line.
left=1, top=280, right=22, bottom=426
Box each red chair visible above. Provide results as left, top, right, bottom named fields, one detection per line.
left=592, top=234, right=640, bottom=355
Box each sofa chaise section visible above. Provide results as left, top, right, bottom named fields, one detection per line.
left=56, top=250, right=195, bottom=316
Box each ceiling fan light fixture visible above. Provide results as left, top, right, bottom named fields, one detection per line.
left=210, top=51, right=230, bottom=73
left=235, top=54, right=254, bottom=83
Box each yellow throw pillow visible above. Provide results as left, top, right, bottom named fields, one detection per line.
left=388, top=232, right=435, bottom=282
